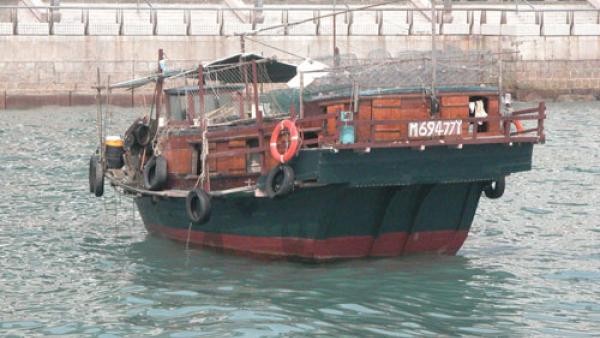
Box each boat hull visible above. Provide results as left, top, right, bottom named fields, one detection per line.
left=135, top=182, right=483, bottom=260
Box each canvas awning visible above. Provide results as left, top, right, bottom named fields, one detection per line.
left=107, top=53, right=297, bottom=90
left=203, top=53, right=297, bottom=83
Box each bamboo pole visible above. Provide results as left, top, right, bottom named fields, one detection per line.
left=96, top=67, right=103, bottom=163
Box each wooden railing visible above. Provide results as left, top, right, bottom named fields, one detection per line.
left=199, top=101, right=546, bottom=161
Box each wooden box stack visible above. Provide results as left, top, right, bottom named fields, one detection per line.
left=440, top=95, right=469, bottom=136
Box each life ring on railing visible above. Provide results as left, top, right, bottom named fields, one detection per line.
left=185, top=189, right=211, bottom=224
left=512, top=120, right=524, bottom=133
left=270, top=119, right=301, bottom=164
left=143, top=155, right=168, bottom=191
left=484, top=177, right=505, bottom=199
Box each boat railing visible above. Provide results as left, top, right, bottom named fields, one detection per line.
left=199, top=101, right=546, bottom=163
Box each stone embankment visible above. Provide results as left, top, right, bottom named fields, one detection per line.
left=0, top=1, right=599, bottom=108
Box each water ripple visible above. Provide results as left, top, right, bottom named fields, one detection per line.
left=0, top=103, right=599, bottom=336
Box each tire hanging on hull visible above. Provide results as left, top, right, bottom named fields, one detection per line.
left=143, top=155, right=168, bottom=191
left=185, top=189, right=211, bottom=224
left=133, top=123, right=151, bottom=146
left=265, top=165, right=295, bottom=198
left=89, top=155, right=104, bottom=197
left=484, top=177, right=505, bottom=199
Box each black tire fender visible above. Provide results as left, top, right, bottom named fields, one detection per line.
left=133, top=123, right=151, bottom=147
left=89, top=155, right=97, bottom=193
left=143, top=155, right=168, bottom=191
left=186, top=189, right=212, bottom=224
left=265, top=165, right=295, bottom=198
left=484, top=177, right=505, bottom=199
left=89, top=156, right=104, bottom=197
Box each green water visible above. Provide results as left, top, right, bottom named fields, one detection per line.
left=0, top=103, right=599, bottom=336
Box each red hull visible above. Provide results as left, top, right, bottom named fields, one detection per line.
left=146, top=223, right=469, bottom=260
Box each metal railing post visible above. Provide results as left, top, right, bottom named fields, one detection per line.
left=538, top=101, right=545, bottom=143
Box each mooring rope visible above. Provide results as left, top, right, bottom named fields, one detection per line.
left=131, top=197, right=135, bottom=228
left=194, top=119, right=210, bottom=189
left=185, top=221, right=193, bottom=250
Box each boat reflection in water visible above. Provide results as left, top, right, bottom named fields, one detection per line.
left=123, top=237, right=521, bottom=335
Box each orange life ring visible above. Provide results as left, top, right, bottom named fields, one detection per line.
left=513, top=119, right=524, bottom=133
left=270, top=119, right=300, bottom=164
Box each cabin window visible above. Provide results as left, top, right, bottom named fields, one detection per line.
left=193, top=143, right=203, bottom=176
left=167, top=94, right=187, bottom=121
left=469, top=96, right=489, bottom=133
left=246, top=138, right=261, bottom=173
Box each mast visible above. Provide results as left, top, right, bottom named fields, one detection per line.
left=95, top=67, right=103, bottom=163
left=333, top=0, right=337, bottom=59
left=431, top=0, right=436, bottom=98
left=155, top=49, right=164, bottom=120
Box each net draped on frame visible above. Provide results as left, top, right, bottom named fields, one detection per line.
left=169, top=49, right=501, bottom=125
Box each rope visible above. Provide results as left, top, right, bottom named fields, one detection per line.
left=131, top=196, right=135, bottom=228
left=243, top=36, right=308, bottom=61
left=185, top=222, right=193, bottom=250
left=194, top=118, right=210, bottom=190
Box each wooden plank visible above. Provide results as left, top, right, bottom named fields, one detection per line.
left=372, top=98, right=401, bottom=107
left=488, top=97, right=499, bottom=115
left=216, top=158, right=245, bottom=172
left=164, top=148, right=192, bottom=174
left=356, top=100, right=372, bottom=142
left=441, top=95, right=469, bottom=107
left=399, top=97, right=426, bottom=109
left=374, top=131, right=401, bottom=141
left=372, top=108, right=400, bottom=120
left=218, top=156, right=246, bottom=172
left=486, top=98, right=501, bottom=134
left=163, top=135, right=200, bottom=149
left=209, top=158, right=217, bottom=172
left=372, top=108, right=429, bottom=120
left=229, top=139, right=246, bottom=148
left=372, top=107, right=402, bottom=132
left=440, top=106, right=468, bottom=118
left=372, top=107, right=429, bottom=134
left=326, top=104, right=344, bottom=137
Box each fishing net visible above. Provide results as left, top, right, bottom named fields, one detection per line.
left=159, top=61, right=282, bottom=126
left=302, top=49, right=500, bottom=101
left=166, top=48, right=500, bottom=125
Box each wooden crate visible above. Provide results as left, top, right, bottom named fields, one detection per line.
left=214, top=141, right=246, bottom=173
left=440, top=106, right=469, bottom=136
left=441, top=95, right=469, bottom=107
left=164, top=148, right=192, bottom=174
left=326, top=104, right=345, bottom=136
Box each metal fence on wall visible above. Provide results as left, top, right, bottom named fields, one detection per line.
left=0, top=4, right=599, bottom=36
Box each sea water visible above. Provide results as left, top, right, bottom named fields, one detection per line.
left=0, top=102, right=599, bottom=336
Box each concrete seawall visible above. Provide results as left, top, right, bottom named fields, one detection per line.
left=1, top=34, right=599, bottom=108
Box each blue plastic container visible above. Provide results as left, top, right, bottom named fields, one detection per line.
left=339, top=111, right=355, bottom=144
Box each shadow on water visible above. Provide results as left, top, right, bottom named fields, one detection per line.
left=116, top=237, right=523, bottom=336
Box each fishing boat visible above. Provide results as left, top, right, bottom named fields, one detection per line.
left=88, top=45, right=545, bottom=261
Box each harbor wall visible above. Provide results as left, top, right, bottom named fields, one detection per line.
left=0, top=35, right=599, bottom=108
